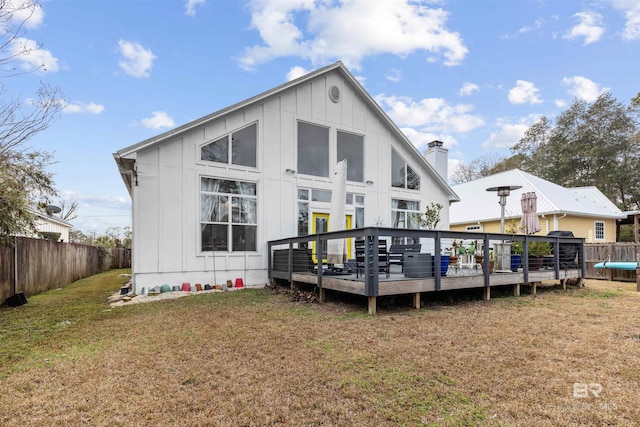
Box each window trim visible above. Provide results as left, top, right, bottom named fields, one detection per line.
left=594, top=221, right=605, bottom=241
left=336, top=129, right=365, bottom=183
left=391, top=147, right=420, bottom=190
left=199, top=176, right=259, bottom=253
left=296, top=120, right=330, bottom=178
left=199, top=121, right=259, bottom=169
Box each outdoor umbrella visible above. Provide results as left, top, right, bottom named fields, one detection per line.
left=327, top=159, right=347, bottom=265
left=519, top=192, right=541, bottom=234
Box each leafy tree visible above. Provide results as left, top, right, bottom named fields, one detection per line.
left=511, top=93, right=639, bottom=210
left=0, top=1, right=64, bottom=244
left=69, top=229, right=90, bottom=245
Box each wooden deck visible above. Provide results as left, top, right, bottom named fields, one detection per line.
left=272, top=266, right=582, bottom=314
left=268, top=227, right=586, bottom=315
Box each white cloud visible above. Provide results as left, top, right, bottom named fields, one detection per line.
left=508, top=80, right=542, bottom=105
left=554, top=99, right=568, bottom=108
left=141, top=111, right=175, bottom=129
left=482, top=116, right=540, bottom=150
left=563, top=11, right=605, bottom=44
left=63, top=101, right=105, bottom=114
left=185, top=0, right=205, bottom=16
left=459, top=82, right=479, bottom=96
left=286, top=66, right=309, bottom=81
left=386, top=68, right=402, bottom=83
left=118, top=40, right=156, bottom=78
left=562, top=76, right=608, bottom=102
left=375, top=94, right=485, bottom=136
left=239, top=0, right=468, bottom=70
left=518, top=19, right=544, bottom=34
left=400, top=127, right=459, bottom=150
left=608, top=0, right=640, bottom=40
left=62, top=191, right=131, bottom=210
left=7, top=0, right=44, bottom=29
left=8, top=37, right=59, bottom=73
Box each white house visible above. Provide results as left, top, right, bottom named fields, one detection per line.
left=26, top=210, right=73, bottom=242
left=114, top=62, right=459, bottom=292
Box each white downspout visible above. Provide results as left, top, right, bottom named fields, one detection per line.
left=554, top=213, right=567, bottom=230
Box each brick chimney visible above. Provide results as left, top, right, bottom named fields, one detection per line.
left=424, top=140, right=448, bottom=182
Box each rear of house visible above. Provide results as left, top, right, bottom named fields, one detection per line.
left=114, top=62, right=458, bottom=293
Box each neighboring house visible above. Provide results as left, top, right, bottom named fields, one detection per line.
left=32, top=210, right=73, bottom=242
left=450, top=169, right=625, bottom=242
left=114, top=61, right=459, bottom=292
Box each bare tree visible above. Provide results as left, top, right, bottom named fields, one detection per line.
left=450, top=153, right=508, bottom=184
left=58, top=199, right=79, bottom=221
left=0, top=1, right=64, bottom=244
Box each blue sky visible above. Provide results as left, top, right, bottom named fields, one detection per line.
left=8, top=0, right=640, bottom=234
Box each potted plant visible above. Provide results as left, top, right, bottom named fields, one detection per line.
left=527, top=241, right=551, bottom=270
left=510, top=241, right=522, bottom=272
left=488, top=249, right=496, bottom=273
left=449, top=240, right=459, bottom=265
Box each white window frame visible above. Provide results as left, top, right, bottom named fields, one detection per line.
left=199, top=122, right=258, bottom=168
left=200, top=177, right=258, bottom=253
left=594, top=221, right=605, bottom=241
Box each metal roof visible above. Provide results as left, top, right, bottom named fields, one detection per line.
left=450, top=169, right=624, bottom=225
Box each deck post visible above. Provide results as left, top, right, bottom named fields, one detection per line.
left=531, top=282, right=537, bottom=295
left=368, top=296, right=377, bottom=315
left=561, top=279, right=566, bottom=290
left=483, top=287, right=490, bottom=301
left=514, top=283, right=520, bottom=296
left=413, top=292, right=420, bottom=309
left=319, top=287, right=326, bottom=303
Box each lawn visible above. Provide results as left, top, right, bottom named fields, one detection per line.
left=1, top=270, right=639, bottom=426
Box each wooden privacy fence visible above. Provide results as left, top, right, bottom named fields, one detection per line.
left=585, top=243, right=640, bottom=282
left=1, top=237, right=131, bottom=303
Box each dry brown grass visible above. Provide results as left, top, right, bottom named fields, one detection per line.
left=1, top=271, right=639, bottom=426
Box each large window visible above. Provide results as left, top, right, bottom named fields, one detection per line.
left=392, top=198, right=420, bottom=244
left=201, top=123, right=257, bottom=167
left=337, top=131, right=364, bottom=182
left=391, top=148, right=420, bottom=190
left=200, top=178, right=257, bottom=252
left=298, top=122, right=329, bottom=177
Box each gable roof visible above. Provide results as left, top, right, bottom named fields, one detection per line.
left=113, top=61, right=459, bottom=202
left=30, top=209, right=74, bottom=229
left=450, top=169, right=624, bottom=225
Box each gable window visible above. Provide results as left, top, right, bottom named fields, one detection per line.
left=391, top=148, right=420, bottom=190
left=594, top=221, right=604, bottom=240
left=337, top=130, right=364, bottom=182
left=201, top=123, right=257, bottom=167
left=200, top=177, right=257, bottom=252
left=298, top=122, right=329, bottom=177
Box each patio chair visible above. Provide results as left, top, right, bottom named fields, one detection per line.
left=355, top=238, right=390, bottom=278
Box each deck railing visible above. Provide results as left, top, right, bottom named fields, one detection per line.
left=268, top=227, right=585, bottom=298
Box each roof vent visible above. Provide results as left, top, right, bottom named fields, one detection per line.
left=328, top=85, right=341, bottom=103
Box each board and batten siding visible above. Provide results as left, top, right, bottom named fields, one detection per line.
left=129, top=70, right=450, bottom=290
